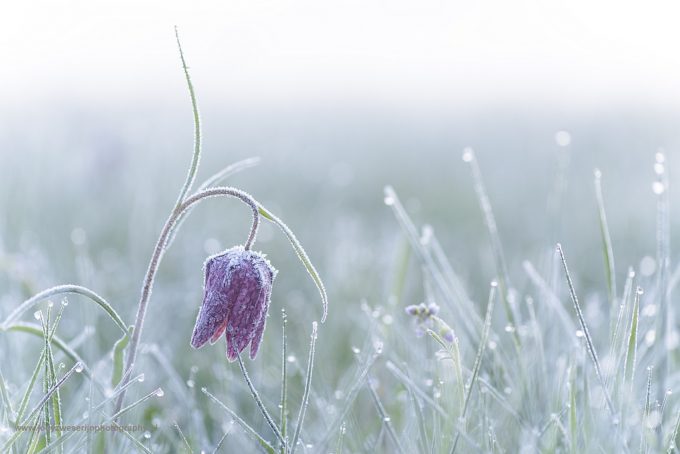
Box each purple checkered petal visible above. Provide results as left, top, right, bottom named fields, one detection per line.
left=190, top=246, right=276, bottom=361
left=190, top=257, right=230, bottom=349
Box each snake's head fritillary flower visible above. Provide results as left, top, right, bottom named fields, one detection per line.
left=190, top=246, right=277, bottom=361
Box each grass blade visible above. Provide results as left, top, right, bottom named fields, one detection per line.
left=258, top=204, right=327, bottom=322
left=2, top=285, right=126, bottom=335
left=451, top=281, right=497, bottom=453
left=290, top=322, right=318, bottom=453
left=557, top=244, right=615, bottom=416
left=202, top=387, right=276, bottom=453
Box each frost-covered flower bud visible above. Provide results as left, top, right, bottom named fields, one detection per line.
left=405, top=305, right=420, bottom=316
left=190, top=246, right=276, bottom=361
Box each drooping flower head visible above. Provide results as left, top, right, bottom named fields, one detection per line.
left=191, top=246, right=277, bottom=361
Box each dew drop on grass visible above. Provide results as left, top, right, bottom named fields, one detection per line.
left=286, top=355, right=296, bottom=363
left=351, top=347, right=360, bottom=355
left=555, top=130, right=571, bottom=147
left=61, top=299, right=69, bottom=307
left=334, top=390, right=344, bottom=400
left=186, top=380, right=195, bottom=388
left=155, top=388, right=165, bottom=397
left=652, top=181, right=665, bottom=195
left=383, top=195, right=395, bottom=206
left=82, top=411, right=89, bottom=419
left=645, top=330, right=656, bottom=346
left=383, top=417, right=391, bottom=422
left=143, top=431, right=151, bottom=439
left=462, top=147, right=474, bottom=162
left=642, top=304, right=657, bottom=317
left=654, top=163, right=665, bottom=175
left=656, top=151, right=666, bottom=163
left=504, top=324, right=515, bottom=333
left=59, top=362, right=65, bottom=369
left=47, top=301, right=54, bottom=308
left=33, top=310, right=42, bottom=320
left=74, top=363, right=84, bottom=373
left=575, top=330, right=584, bottom=338
left=138, top=374, right=145, bottom=383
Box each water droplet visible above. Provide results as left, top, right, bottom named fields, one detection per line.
left=334, top=390, right=345, bottom=400
left=462, top=147, right=474, bottom=162
left=186, top=380, right=195, bottom=388
left=351, top=347, right=360, bottom=354
left=505, top=324, right=515, bottom=333
left=555, top=131, right=571, bottom=147
left=636, top=287, right=645, bottom=295
left=488, top=340, right=497, bottom=350
left=47, top=301, right=54, bottom=308
left=33, top=310, right=42, bottom=321
left=383, top=195, right=395, bottom=206
left=74, top=363, right=84, bottom=373
left=287, top=355, right=296, bottom=363
left=138, top=374, right=145, bottom=383
left=383, top=417, right=391, bottom=422
left=594, top=168, right=602, bottom=179
left=642, top=304, right=657, bottom=317
left=652, top=181, right=665, bottom=195
left=61, top=299, right=69, bottom=307
left=640, top=256, right=656, bottom=277
left=190, top=365, right=199, bottom=374
left=645, top=330, right=656, bottom=346
left=575, top=330, right=585, bottom=338
left=155, top=388, right=165, bottom=397
left=654, top=163, right=665, bottom=175
left=490, top=280, right=498, bottom=288
left=82, top=411, right=89, bottom=418
left=656, top=151, right=666, bottom=163
left=70, top=227, right=87, bottom=245
left=143, top=431, right=151, bottom=439
left=201, top=387, right=207, bottom=393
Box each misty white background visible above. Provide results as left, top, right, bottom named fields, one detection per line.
left=3, top=0, right=680, bottom=107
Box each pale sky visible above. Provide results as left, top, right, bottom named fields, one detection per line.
left=2, top=0, right=680, bottom=107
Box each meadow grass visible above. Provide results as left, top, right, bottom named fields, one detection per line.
left=1, top=33, right=680, bottom=453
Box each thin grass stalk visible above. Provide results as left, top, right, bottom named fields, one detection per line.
left=366, top=374, right=406, bottom=454
left=594, top=170, right=617, bottom=316
left=462, top=149, right=519, bottom=338
left=279, top=309, right=289, bottom=452
left=451, top=282, right=496, bottom=453
left=290, top=322, right=318, bottom=453
left=557, top=243, right=616, bottom=416
left=236, top=353, right=286, bottom=448
left=201, top=387, right=276, bottom=453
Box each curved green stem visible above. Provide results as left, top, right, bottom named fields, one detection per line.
left=114, top=187, right=260, bottom=415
